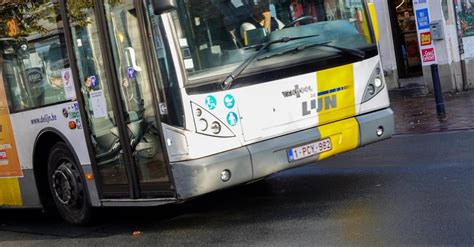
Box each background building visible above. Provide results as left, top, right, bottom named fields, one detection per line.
left=371, top=0, right=473, bottom=93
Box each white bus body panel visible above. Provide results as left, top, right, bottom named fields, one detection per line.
left=10, top=102, right=91, bottom=170
left=177, top=56, right=386, bottom=160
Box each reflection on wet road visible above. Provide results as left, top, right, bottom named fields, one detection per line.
left=0, top=131, right=473, bottom=246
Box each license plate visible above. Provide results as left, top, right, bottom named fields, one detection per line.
left=287, top=138, right=332, bottom=162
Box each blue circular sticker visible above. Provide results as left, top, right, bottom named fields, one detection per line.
left=224, top=94, right=235, bottom=109
left=205, top=95, right=217, bottom=110
left=227, top=112, right=238, bottom=126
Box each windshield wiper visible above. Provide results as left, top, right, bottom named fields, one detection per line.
left=220, top=34, right=319, bottom=90
left=258, top=41, right=366, bottom=61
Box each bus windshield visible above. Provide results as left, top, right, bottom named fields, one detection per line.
left=171, top=0, right=375, bottom=86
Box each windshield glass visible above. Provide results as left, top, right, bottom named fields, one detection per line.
left=171, top=0, right=375, bottom=85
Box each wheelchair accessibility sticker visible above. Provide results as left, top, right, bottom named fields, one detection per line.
left=224, top=94, right=235, bottom=109
left=205, top=95, right=217, bottom=110
left=227, top=112, right=238, bottom=126
left=127, top=67, right=136, bottom=79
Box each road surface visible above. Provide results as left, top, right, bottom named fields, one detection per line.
left=0, top=130, right=473, bottom=246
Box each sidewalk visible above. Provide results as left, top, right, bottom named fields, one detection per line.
left=389, top=89, right=474, bottom=135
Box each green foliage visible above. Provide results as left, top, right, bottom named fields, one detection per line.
left=0, top=1, right=55, bottom=37
left=0, top=0, right=125, bottom=37
left=68, top=0, right=95, bottom=27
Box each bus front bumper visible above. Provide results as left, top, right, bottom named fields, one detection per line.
left=171, top=108, right=394, bottom=200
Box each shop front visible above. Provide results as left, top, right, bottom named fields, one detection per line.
left=388, top=0, right=423, bottom=79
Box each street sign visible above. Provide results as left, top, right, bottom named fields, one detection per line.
left=413, top=1, right=437, bottom=66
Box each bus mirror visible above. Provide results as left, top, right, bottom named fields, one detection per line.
left=152, top=0, right=177, bottom=15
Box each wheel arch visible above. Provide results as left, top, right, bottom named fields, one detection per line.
left=32, top=128, right=88, bottom=209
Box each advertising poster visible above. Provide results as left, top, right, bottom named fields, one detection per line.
left=413, top=0, right=437, bottom=66
left=454, top=0, right=474, bottom=59
left=0, top=73, right=22, bottom=178
left=456, top=0, right=474, bottom=37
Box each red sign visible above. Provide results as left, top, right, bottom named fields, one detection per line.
left=421, top=48, right=436, bottom=63
left=420, top=32, right=432, bottom=46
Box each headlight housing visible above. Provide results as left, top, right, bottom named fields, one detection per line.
left=191, top=102, right=235, bottom=137
left=362, top=64, right=385, bottom=103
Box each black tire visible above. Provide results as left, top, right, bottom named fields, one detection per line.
left=47, top=142, right=93, bottom=225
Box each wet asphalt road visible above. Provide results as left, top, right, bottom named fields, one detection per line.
left=0, top=130, right=473, bottom=246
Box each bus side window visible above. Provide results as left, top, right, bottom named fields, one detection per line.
left=0, top=2, right=70, bottom=113
left=0, top=48, right=30, bottom=112
left=43, top=42, right=68, bottom=106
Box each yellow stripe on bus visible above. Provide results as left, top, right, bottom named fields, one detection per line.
left=368, top=3, right=380, bottom=43
left=318, top=118, right=359, bottom=161
left=0, top=178, right=22, bottom=206
left=316, top=64, right=356, bottom=126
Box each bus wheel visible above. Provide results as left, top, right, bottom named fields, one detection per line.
left=47, top=143, right=93, bottom=225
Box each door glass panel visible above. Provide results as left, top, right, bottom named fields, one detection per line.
left=144, top=2, right=185, bottom=128
left=104, top=1, right=170, bottom=188
left=67, top=2, right=130, bottom=193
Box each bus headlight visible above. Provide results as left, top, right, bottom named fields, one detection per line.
left=374, top=77, right=383, bottom=88
left=197, top=119, right=208, bottom=131
left=362, top=66, right=385, bottom=103
left=210, top=122, right=221, bottom=134
left=367, top=84, right=376, bottom=95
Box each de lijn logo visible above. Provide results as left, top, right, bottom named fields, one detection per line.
left=205, top=95, right=217, bottom=110
left=227, top=112, right=238, bottom=126
left=224, top=94, right=235, bottom=109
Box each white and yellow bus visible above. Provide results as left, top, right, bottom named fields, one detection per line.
left=0, top=0, right=392, bottom=225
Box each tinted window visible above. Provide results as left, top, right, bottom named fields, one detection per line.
left=172, top=0, right=375, bottom=84
left=0, top=1, right=70, bottom=112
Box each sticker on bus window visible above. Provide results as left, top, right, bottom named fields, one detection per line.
left=26, top=68, right=43, bottom=85
left=90, top=75, right=97, bottom=87
left=127, top=67, right=136, bottom=79
left=90, top=90, right=108, bottom=118
left=62, top=68, right=76, bottom=100
left=184, top=59, right=194, bottom=70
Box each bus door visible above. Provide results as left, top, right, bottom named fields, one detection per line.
left=65, top=1, right=173, bottom=199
